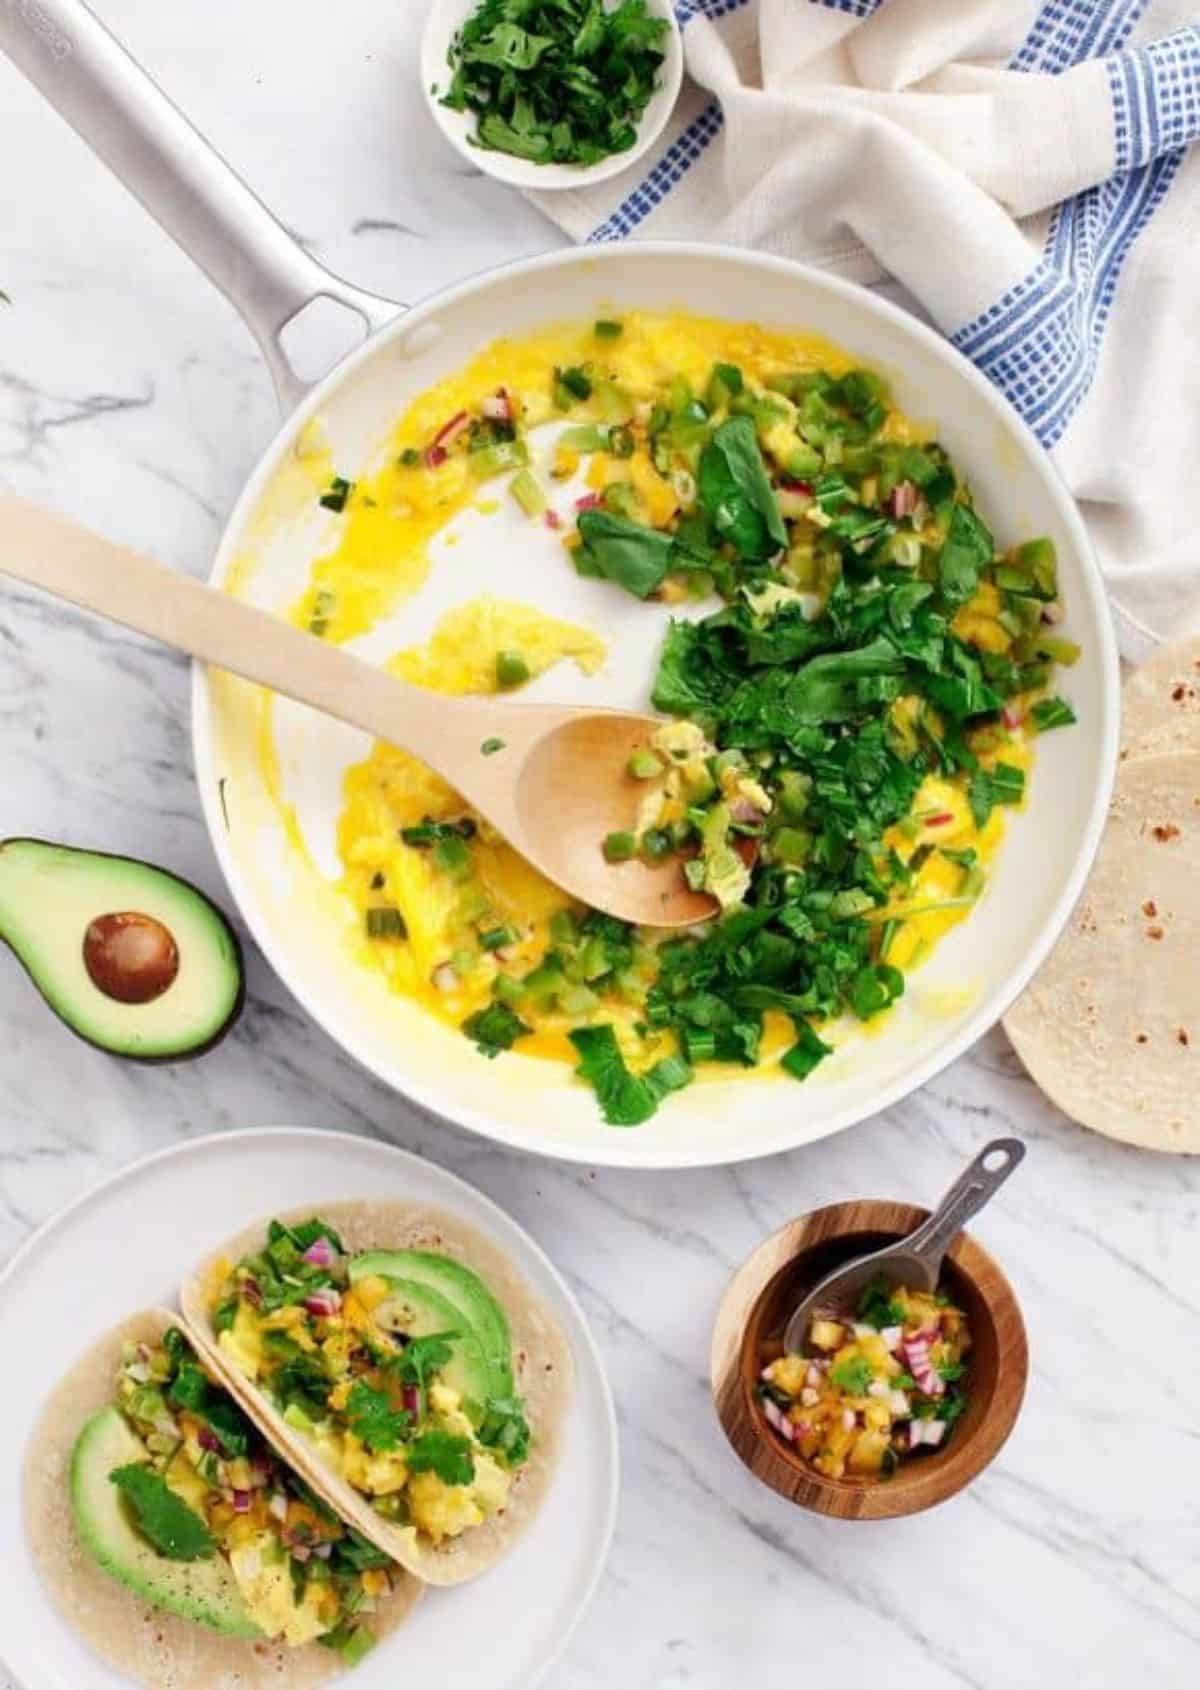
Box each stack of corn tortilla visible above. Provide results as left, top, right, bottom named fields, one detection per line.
left=1004, top=641, right=1200, bottom=1153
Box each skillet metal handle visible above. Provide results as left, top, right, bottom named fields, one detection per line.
left=0, top=0, right=401, bottom=412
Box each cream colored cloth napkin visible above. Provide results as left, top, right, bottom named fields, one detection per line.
left=530, top=0, right=1200, bottom=657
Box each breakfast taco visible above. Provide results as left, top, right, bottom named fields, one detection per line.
left=23, top=1310, right=422, bottom=1690
left=180, top=1202, right=573, bottom=1587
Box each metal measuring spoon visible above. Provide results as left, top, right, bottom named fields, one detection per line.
left=781, top=1138, right=1026, bottom=1354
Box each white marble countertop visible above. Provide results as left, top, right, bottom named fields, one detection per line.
left=0, top=4, right=1197, bottom=1687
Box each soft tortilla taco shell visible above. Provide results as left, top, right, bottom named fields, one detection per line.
left=1004, top=752, right=1200, bottom=1153
left=1120, top=635, right=1200, bottom=763
left=181, top=1202, right=574, bottom=1587
left=23, top=1308, right=422, bottom=1690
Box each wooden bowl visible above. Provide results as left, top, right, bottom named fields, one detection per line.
left=711, top=1201, right=1028, bottom=1520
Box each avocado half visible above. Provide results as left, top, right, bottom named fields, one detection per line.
left=71, top=1406, right=259, bottom=1637
left=0, top=838, right=245, bottom=1060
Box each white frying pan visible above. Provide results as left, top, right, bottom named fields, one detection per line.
left=2, top=0, right=1119, bottom=1168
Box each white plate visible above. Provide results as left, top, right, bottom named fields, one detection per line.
left=0, top=1128, right=618, bottom=1690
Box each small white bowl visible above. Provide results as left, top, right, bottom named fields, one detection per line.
left=421, top=0, right=684, bottom=191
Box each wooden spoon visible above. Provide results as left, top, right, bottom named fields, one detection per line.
left=0, top=497, right=714, bottom=928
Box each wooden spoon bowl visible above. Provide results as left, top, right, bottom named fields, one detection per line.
left=711, top=1200, right=1028, bottom=1520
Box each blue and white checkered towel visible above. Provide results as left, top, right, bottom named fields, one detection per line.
left=530, top=0, right=1200, bottom=657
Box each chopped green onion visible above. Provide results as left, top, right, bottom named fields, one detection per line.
left=509, top=469, right=546, bottom=517
left=480, top=737, right=506, bottom=756
left=608, top=425, right=636, bottom=459
left=559, top=424, right=608, bottom=452
left=434, top=835, right=472, bottom=878
left=365, top=907, right=407, bottom=940
left=603, top=831, right=636, bottom=862
left=479, top=925, right=516, bottom=952
left=319, top=475, right=353, bottom=512
left=594, top=319, right=623, bottom=340
left=496, top=650, right=531, bottom=689
left=399, top=448, right=421, bottom=467
left=640, top=828, right=672, bottom=864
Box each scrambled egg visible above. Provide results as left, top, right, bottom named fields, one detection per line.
left=338, top=597, right=602, bottom=1055
left=229, top=1542, right=329, bottom=1646
left=274, top=310, right=1027, bottom=1075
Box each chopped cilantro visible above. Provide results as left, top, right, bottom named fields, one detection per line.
left=406, top=1430, right=476, bottom=1487
left=109, top=1465, right=215, bottom=1560
left=463, top=1002, right=531, bottom=1057
left=346, top=1382, right=410, bottom=1453
left=829, top=1356, right=875, bottom=1396
left=569, top=1025, right=692, bottom=1125
left=476, top=1395, right=531, bottom=1467
left=440, top=0, right=668, bottom=169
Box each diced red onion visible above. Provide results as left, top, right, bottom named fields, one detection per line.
left=544, top=509, right=563, bottom=530
left=926, top=811, right=954, bottom=827
left=880, top=1326, right=902, bottom=1352
left=866, top=1379, right=890, bottom=1399
left=762, top=1398, right=785, bottom=1433
left=242, top=1277, right=263, bottom=1308
left=759, top=1365, right=775, bottom=1382
left=889, top=480, right=918, bottom=519
left=197, top=1427, right=220, bottom=1453
left=841, top=1408, right=857, bottom=1431
left=1002, top=705, right=1024, bottom=731
left=908, top=1420, right=926, bottom=1450
left=432, top=962, right=459, bottom=993
left=312, top=1541, right=333, bottom=1560
left=290, top=1544, right=311, bottom=1564
left=304, top=1288, right=342, bottom=1318
left=778, top=1415, right=797, bottom=1443
left=403, top=1385, right=420, bottom=1418
left=268, top=1492, right=289, bottom=1523
left=431, top=410, right=470, bottom=452
left=793, top=1420, right=811, bottom=1437
left=888, top=1390, right=911, bottom=1416
left=425, top=443, right=448, bottom=468
left=481, top=389, right=512, bottom=423
left=302, top=1236, right=335, bottom=1268
left=805, top=1364, right=823, bottom=1389
left=232, top=1490, right=253, bottom=1514
left=779, top=477, right=812, bottom=495
left=922, top=1420, right=947, bottom=1446
left=730, top=797, right=763, bottom=824
left=574, top=492, right=603, bottom=511
left=852, top=1322, right=875, bottom=1339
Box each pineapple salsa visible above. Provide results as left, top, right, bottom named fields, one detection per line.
left=105, top=1327, right=396, bottom=1662
left=309, top=310, right=1080, bottom=1127
left=208, top=1216, right=531, bottom=1549
left=759, top=1276, right=971, bottom=1478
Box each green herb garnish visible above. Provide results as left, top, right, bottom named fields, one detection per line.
left=440, top=0, right=668, bottom=170
left=109, top=1465, right=215, bottom=1560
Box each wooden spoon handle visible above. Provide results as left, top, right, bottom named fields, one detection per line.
left=0, top=495, right=482, bottom=757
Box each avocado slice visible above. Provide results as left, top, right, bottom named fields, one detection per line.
left=0, top=838, right=244, bottom=1059
left=351, top=1251, right=513, bottom=1397
left=70, top=1407, right=259, bottom=1637
left=366, top=1277, right=493, bottom=1405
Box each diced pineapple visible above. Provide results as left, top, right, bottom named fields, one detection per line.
left=809, top=1319, right=844, bottom=1351
left=847, top=1429, right=891, bottom=1475
left=766, top=1355, right=809, bottom=1396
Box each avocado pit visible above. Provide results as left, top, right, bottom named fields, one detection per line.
left=83, top=911, right=180, bottom=1004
